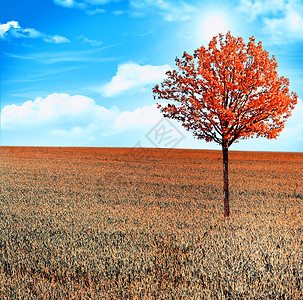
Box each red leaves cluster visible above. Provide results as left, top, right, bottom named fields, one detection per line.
left=153, top=32, right=298, bottom=147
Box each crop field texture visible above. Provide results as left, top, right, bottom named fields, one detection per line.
left=0, top=146, right=302, bottom=299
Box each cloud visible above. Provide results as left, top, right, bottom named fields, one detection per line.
left=0, top=21, right=19, bottom=38
left=283, top=98, right=303, bottom=141
left=77, top=35, right=103, bottom=46
left=0, top=21, right=70, bottom=43
left=44, top=35, right=71, bottom=44
left=129, top=0, right=197, bottom=21
left=0, top=93, right=169, bottom=146
left=53, top=0, right=85, bottom=8
left=113, top=10, right=124, bottom=15
left=1, top=93, right=117, bottom=129
left=54, top=0, right=197, bottom=20
left=100, top=62, right=171, bottom=97
left=54, top=0, right=121, bottom=5
left=0, top=22, right=43, bottom=39
left=237, top=0, right=287, bottom=20
left=53, top=0, right=121, bottom=13
left=86, top=8, right=106, bottom=14
left=115, top=104, right=163, bottom=129
left=237, top=0, right=303, bottom=43
left=263, top=9, right=303, bottom=43
left=1, top=93, right=301, bottom=149
left=86, top=0, right=116, bottom=4
left=1, top=93, right=121, bottom=146
left=122, top=29, right=154, bottom=37
left=4, top=47, right=117, bottom=64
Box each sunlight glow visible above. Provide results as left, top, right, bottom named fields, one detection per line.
left=203, top=14, right=228, bottom=42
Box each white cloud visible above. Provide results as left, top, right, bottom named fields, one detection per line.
left=53, top=0, right=83, bottom=8
left=130, top=0, right=197, bottom=21
left=237, top=0, right=303, bottom=43
left=100, top=62, right=171, bottom=97
left=122, top=29, right=154, bottom=37
left=10, top=27, right=42, bottom=39
left=1, top=93, right=166, bottom=145
left=113, top=10, right=124, bottom=15
left=1, top=93, right=119, bottom=131
left=78, top=35, right=102, bottom=46
left=86, top=0, right=114, bottom=4
left=0, top=21, right=19, bottom=38
left=0, top=21, right=43, bottom=40
left=44, top=35, right=71, bottom=44
left=115, top=104, right=163, bottom=129
left=1, top=94, right=301, bottom=149
left=282, top=98, right=303, bottom=140
left=86, top=8, right=106, bottom=14
left=4, top=47, right=115, bottom=64
left=53, top=0, right=121, bottom=13
left=51, top=124, right=99, bottom=140
left=0, top=21, right=70, bottom=43
left=263, top=9, right=303, bottom=43
left=237, top=0, right=287, bottom=20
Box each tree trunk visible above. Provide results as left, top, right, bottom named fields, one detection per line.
left=222, top=144, right=230, bottom=217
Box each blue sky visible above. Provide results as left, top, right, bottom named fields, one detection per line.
left=1, top=0, right=302, bottom=151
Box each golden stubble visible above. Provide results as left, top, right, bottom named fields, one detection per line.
left=0, top=147, right=302, bottom=299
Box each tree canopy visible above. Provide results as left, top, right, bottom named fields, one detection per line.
left=153, top=32, right=298, bottom=148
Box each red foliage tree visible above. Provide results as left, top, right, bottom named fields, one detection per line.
left=153, top=32, right=298, bottom=217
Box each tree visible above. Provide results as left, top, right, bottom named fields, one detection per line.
left=153, top=32, right=298, bottom=217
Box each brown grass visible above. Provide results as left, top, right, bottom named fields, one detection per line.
left=0, top=146, right=302, bottom=299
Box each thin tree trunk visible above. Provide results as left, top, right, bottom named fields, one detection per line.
left=222, top=144, right=230, bottom=217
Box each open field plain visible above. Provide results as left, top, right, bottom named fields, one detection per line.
left=0, top=146, right=302, bottom=299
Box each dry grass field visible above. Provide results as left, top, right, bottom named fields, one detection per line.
left=0, top=146, right=302, bottom=299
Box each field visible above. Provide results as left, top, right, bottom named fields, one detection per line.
left=0, top=146, right=302, bottom=299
